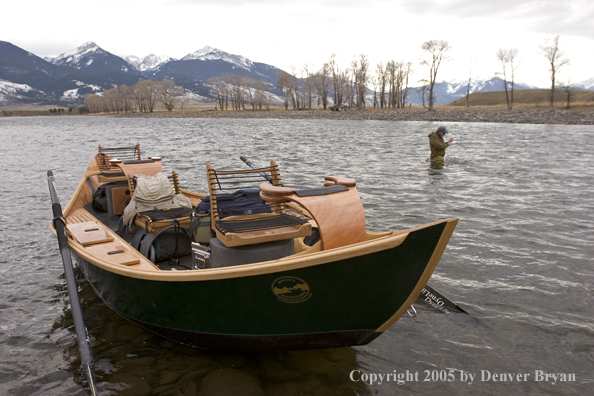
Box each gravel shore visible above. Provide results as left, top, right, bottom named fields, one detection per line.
left=119, top=108, right=594, bottom=125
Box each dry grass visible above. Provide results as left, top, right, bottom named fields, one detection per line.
left=448, top=89, right=594, bottom=110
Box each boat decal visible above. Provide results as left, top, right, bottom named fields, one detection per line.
left=272, top=276, right=312, bottom=303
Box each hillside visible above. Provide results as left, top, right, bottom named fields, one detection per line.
left=448, top=89, right=594, bottom=108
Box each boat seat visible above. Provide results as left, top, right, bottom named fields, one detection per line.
left=259, top=176, right=366, bottom=250
left=97, top=143, right=142, bottom=172
left=207, top=161, right=311, bottom=247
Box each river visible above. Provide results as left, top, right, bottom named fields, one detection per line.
left=0, top=116, right=592, bottom=395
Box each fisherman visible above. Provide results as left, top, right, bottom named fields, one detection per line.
left=428, top=125, right=453, bottom=164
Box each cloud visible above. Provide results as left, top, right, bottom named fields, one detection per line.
left=399, top=0, right=594, bottom=39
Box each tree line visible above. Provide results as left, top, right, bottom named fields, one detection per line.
left=83, top=79, right=185, bottom=113
left=81, top=36, right=571, bottom=113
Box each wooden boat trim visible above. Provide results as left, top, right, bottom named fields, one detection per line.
left=54, top=215, right=457, bottom=284
left=376, top=218, right=458, bottom=331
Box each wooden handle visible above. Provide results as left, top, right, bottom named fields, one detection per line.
left=259, top=182, right=294, bottom=196
left=324, top=176, right=356, bottom=187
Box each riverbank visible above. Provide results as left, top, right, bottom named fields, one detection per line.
left=3, top=107, right=593, bottom=125
left=117, top=108, right=594, bottom=125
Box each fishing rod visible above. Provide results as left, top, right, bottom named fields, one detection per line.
left=240, top=156, right=281, bottom=186
left=47, top=171, right=98, bottom=396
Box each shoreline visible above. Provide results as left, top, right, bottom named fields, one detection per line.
left=116, top=108, right=594, bottom=125
left=2, top=108, right=593, bottom=125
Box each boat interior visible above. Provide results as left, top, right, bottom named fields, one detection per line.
left=62, top=144, right=394, bottom=272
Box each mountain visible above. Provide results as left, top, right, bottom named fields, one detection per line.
left=0, top=40, right=143, bottom=104
left=125, top=54, right=176, bottom=72
left=146, top=46, right=283, bottom=96
left=0, top=79, right=46, bottom=105
left=407, top=77, right=539, bottom=105
left=50, top=42, right=139, bottom=75
left=576, top=77, right=594, bottom=91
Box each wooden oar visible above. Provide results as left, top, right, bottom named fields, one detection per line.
left=47, top=171, right=98, bottom=396
left=417, top=284, right=478, bottom=328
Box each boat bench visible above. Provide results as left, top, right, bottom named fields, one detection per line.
left=65, top=209, right=157, bottom=270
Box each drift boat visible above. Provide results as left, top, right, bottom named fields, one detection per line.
left=48, top=144, right=458, bottom=351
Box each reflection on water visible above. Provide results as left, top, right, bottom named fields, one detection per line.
left=59, top=274, right=371, bottom=396
left=0, top=116, right=592, bottom=395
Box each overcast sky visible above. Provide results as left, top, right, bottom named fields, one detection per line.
left=3, top=0, right=593, bottom=87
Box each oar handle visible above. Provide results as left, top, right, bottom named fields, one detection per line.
left=47, top=171, right=98, bottom=395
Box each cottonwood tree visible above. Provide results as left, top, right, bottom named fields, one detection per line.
left=311, top=62, right=331, bottom=109
left=420, top=40, right=451, bottom=111
left=208, top=77, right=229, bottom=110
left=328, top=57, right=349, bottom=110
left=375, top=62, right=387, bottom=108
left=560, top=80, right=576, bottom=109
left=350, top=54, right=369, bottom=109
left=159, top=80, right=185, bottom=111
left=277, top=71, right=292, bottom=110
left=119, top=84, right=135, bottom=113
left=496, top=49, right=519, bottom=110
left=539, top=35, right=569, bottom=110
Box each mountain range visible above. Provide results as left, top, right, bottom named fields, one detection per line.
left=1, top=40, right=592, bottom=107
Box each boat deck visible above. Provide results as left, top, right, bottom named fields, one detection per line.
left=66, top=208, right=160, bottom=272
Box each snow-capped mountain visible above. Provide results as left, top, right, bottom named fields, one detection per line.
left=408, top=77, right=539, bottom=105
left=49, top=42, right=139, bottom=75
left=0, top=79, right=46, bottom=105
left=181, top=46, right=255, bottom=72
left=576, top=77, right=594, bottom=90
left=125, top=54, right=176, bottom=72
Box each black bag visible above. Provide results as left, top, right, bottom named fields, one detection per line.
left=196, top=188, right=272, bottom=218
left=92, top=183, right=108, bottom=212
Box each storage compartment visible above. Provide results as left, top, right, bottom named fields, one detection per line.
left=208, top=238, right=294, bottom=268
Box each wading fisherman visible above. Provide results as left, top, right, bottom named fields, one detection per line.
left=428, top=126, right=453, bottom=164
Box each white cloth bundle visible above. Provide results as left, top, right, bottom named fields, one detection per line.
left=122, top=173, right=192, bottom=232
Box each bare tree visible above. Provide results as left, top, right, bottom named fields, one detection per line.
left=560, top=80, right=576, bottom=109
left=208, top=77, right=229, bottom=111
left=417, top=80, right=429, bottom=108
left=375, top=62, right=387, bottom=108
left=159, top=80, right=184, bottom=111
left=539, top=35, right=570, bottom=110
left=507, top=49, right=519, bottom=109
left=277, top=71, right=292, bottom=110
left=350, top=54, right=369, bottom=109
left=496, top=49, right=511, bottom=109
left=420, top=40, right=451, bottom=111
left=311, top=62, right=331, bottom=109
left=119, top=84, right=135, bottom=113
left=328, top=57, right=349, bottom=110
left=495, top=49, right=519, bottom=110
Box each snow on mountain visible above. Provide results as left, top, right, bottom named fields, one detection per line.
left=50, top=42, right=103, bottom=68
left=125, top=54, right=176, bottom=72
left=181, top=46, right=255, bottom=71
left=0, top=79, right=44, bottom=105
left=47, top=42, right=138, bottom=75
left=577, top=77, right=594, bottom=90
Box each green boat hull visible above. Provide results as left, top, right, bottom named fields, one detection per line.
left=72, top=221, right=448, bottom=351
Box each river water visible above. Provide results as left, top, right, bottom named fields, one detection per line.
left=0, top=116, right=592, bottom=396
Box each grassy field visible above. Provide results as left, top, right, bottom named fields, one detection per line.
left=447, top=89, right=594, bottom=110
